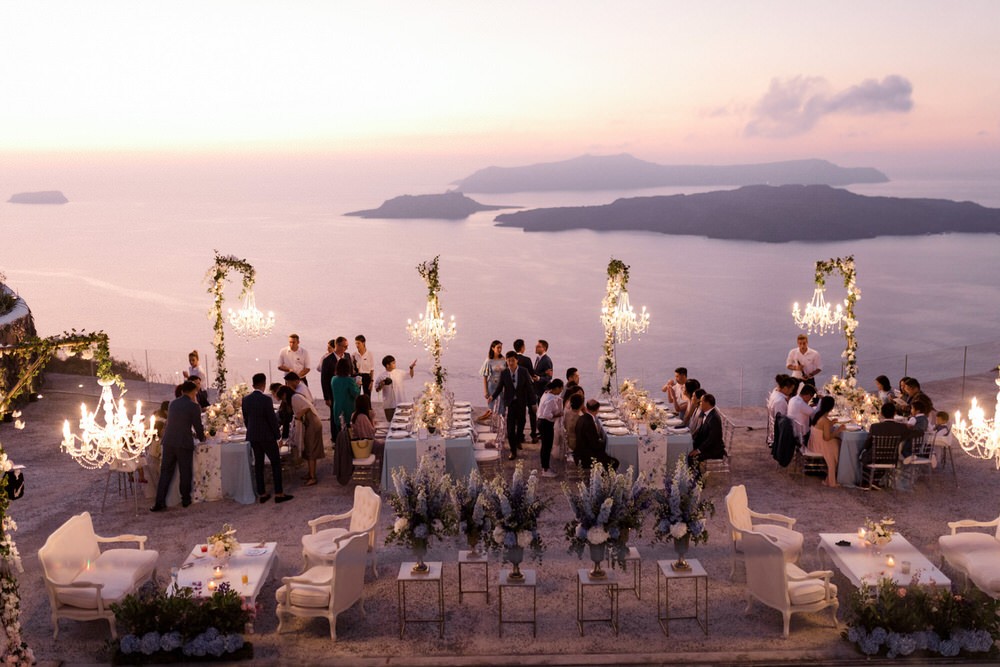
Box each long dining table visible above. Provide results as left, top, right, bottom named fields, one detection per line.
left=159, top=439, right=257, bottom=506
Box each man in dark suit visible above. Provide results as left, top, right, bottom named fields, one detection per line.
left=514, top=339, right=539, bottom=443
left=689, top=394, right=725, bottom=464
left=574, top=399, right=619, bottom=470
left=151, top=381, right=206, bottom=511
left=860, top=402, right=916, bottom=466
left=491, top=351, right=534, bottom=459
left=242, top=373, right=293, bottom=504
left=532, top=339, right=553, bottom=401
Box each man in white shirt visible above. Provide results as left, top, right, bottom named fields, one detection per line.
left=786, top=334, right=822, bottom=389
left=278, top=333, right=311, bottom=385
left=786, top=384, right=817, bottom=442
left=661, top=367, right=688, bottom=413
left=284, top=371, right=314, bottom=405
left=353, top=334, right=376, bottom=396
left=375, top=355, right=416, bottom=422
left=766, top=375, right=796, bottom=445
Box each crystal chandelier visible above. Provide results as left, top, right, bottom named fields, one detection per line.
left=954, top=368, right=1000, bottom=469
left=407, top=298, right=456, bottom=350
left=227, top=289, right=275, bottom=341
left=601, top=286, right=650, bottom=344
left=61, top=379, right=156, bottom=470
left=792, top=287, right=844, bottom=335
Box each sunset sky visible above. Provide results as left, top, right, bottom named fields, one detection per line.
left=2, top=1, right=999, bottom=172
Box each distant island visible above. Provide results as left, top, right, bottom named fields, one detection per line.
left=345, top=192, right=519, bottom=220
left=453, top=154, right=888, bottom=193
left=7, top=191, right=68, bottom=204
left=493, top=184, right=1000, bottom=242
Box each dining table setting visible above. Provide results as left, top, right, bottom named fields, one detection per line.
left=597, top=397, right=694, bottom=477
left=380, top=399, right=477, bottom=488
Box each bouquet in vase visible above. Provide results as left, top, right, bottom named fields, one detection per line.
left=384, top=457, right=458, bottom=550
left=414, top=382, right=451, bottom=432
left=208, top=523, right=239, bottom=559
left=451, top=469, right=491, bottom=553
left=863, top=517, right=895, bottom=547
left=481, top=463, right=548, bottom=563
left=653, top=457, right=715, bottom=546
left=204, top=383, right=251, bottom=436
left=564, top=463, right=650, bottom=571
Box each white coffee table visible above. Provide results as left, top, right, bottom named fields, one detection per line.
left=817, top=532, right=949, bottom=588
left=176, top=541, right=278, bottom=610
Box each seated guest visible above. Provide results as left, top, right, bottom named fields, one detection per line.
left=574, top=399, right=619, bottom=471
left=860, top=402, right=914, bottom=467
left=809, top=396, right=842, bottom=488
left=874, top=375, right=896, bottom=404
left=688, top=393, right=724, bottom=465
left=350, top=394, right=377, bottom=440
left=901, top=396, right=933, bottom=459
left=904, top=378, right=933, bottom=415
left=679, top=379, right=701, bottom=427
left=787, top=384, right=817, bottom=443
left=928, top=410, right=953, bottom=458
left=767, top=375, right=796, bottom=446
left=661, top=367, right=689, bottom=413
left=685, top=388, right=707, bottom=430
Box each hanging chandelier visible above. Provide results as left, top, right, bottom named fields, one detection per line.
left=954, top=368, right=1000, bottom=469
left=792, top=286, right=843, bottom=335
left=601, top=285, right=650, bottom=344
left=227, top=289, right=275, bottom=341
left=406, top=298, right=456, bottom=350
left=61, top=379, right=156, bottom=470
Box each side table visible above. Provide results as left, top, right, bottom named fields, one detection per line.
left=576, top=569, right=619, bottom=636
left=656, top=558, right=708, bottom=636
left=397, top=561, right=444, bottom=638
left=458, top=550, right=489, bottom=603
left=614, top=546, right=642, bottom=600
left=498, top=569, right=537, bottom=637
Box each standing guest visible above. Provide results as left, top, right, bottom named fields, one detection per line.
left=574, top=399, right=619, bottom=470
left=513, top=339, right=539, bottom=443
left=679, top=379, right=702, bottom=428
left=330, top=357, right=360, bottom=440
left=241, top=373, right=293, bottom=504
left=278, top=333, right=311, bottom=385
left=689, top=394, right=725, bottom=468
left=182, top=350, right=208, bottom=406
left=318, top=339, right=336, bottom=407
left=350, top=394, right=377, bottom=440
left=284, top=371, right=314, bottom=405
left=563, top=392, right=585, bottom=457
left=189, top=375, right=210, bottom=410
left=283, top=384, right=323, bottom=486
left=662, top=367, right=689, bottom=413
left=809, top=396, right=842, bottom=488
left=536, top=379, right=564, bottom=478
left=479, top=340, right=506, bottom=422
left=150, top=381, right=205, bottom=511
left=565, top=367, right=580, bottom=392
left=353, top=335, right=375, bottom=396
left=491, top=351, right=535, bottom=460
left=532, top=339, right=554, bottom=402
left=786, top=334, right=822, bottom=389
left=874, top=375, right=897, bottom=404
left=375, top=355, right=416, bottom=423
left=788, top=384, right=818, bottom=442
left=269, top=382, right=293, bottom=441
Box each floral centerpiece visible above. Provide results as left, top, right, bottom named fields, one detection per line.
left=653, top=457, right=715, bottom=571
left=846, top=576, right=1000, bottom=658
left=204, top=383, right=251, bottom=436
left=825, top=374, right=874, bottom=420
left=452, top=469, right=491, bottom=557
left=208, top=523, right=239, bottom=560
left=863, top=516, right=895, bottom=548
left=564, top=463, right=650, bottom=578
left=414, top=382, right=451, bottom=433
left=481, top=463, right=548, bottom=581
left=619, top=378, right=669, bottom=430
left=385, top=457, right=458, bottom=573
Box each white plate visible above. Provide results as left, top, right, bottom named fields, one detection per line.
left=243, top=547, right=268, bottom=557
left=601, top=419, right=625, bottom=427
left=455, top=401, right=472, bottom=407
left=397, top=402, right=413, bottom=407
left=607, top=427, right=630, bottom=436
left=666, top=417, right=684, bottom=427
left=388, top=432, right=409, bottom=439
left=667, top=427, right=690, bottom=434
left=844, top=423, right=862, bottom=431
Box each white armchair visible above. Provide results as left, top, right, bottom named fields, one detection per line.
left=37, top=511, right=158, bottom=639
left=938, top=512, right=1000, bottom=599
left=725, top=484, right=804, bottom=579
left=301, top=485, right=380, bottom=576
left=743, top=531, right=839, bottom=638
left=276, top=532, right=367, bottom=640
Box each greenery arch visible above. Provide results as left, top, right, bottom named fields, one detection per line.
left=205, top=251, right=256, bottom=393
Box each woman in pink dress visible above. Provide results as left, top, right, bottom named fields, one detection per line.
left=809, top=395, right=843, bottom=488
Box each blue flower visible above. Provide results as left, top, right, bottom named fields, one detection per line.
left=847, top=626, right=861, bottom=644
left=897, top=634, right=917, bottom=656
left=870, top=626, right=888, bottom=645
left=203, top=627, right=220, bottom=641
left=223, top=633, right=245, bottom=653
left=859, top=637, right=880, bottom=655
left=139, top=632, right=161, bottom=655
left=160, top=631, right=183, bottom=652
left=938, top=638, right=960, bottom=657
left=413, top=523, right=429, bottom=539
left=207, top=636, right=226, bottom=657
left=119, top=634, right=140, bottom=655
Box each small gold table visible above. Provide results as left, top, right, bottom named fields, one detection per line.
left=656, top=558, right=708, bottom=636
left=498, top=568, right=536, bottom=637
left=458, top=550, right=489, bottom=603
left=397, top=561, right=444, bottom=638
left=576, top=568, right=619, bottom=636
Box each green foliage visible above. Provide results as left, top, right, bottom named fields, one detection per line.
left=204, top=251, right=257, bottom=393
left=810, top=255, right=860, bottom=379
left=0, top=275, right=16, bottom=316
left=112, top=582, right=250, bottom=639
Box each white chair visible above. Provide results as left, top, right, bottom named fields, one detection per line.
left=743, top=531, right=839, bottom=638
left=301, top=485, right=380, bottom=576
left=938, top=512, right=1000, bottom=599
left=37, top=511, right=158, bottom=639
left=276, top=532, right=368, bottom=640
left=927, top=428, right=957, bottom=484
left=725, top=485, right=803, bottom=579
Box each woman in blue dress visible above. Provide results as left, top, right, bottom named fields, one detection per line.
left=478, top=340, right=505, bottom=422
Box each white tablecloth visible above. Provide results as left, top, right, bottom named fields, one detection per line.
left=381, top=435, right=476, bottom=488
left=607, top=430, right=693, bottom=477
left=163, top=440, right=257, bottom=506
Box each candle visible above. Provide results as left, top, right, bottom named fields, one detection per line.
left=207, top=580, right=217, bottom=592
left=886, top=554, right=895, bottom=567
left=213, top=566, right=224, bottom=579
left=857, top=528, right=866, bottom=541
left=901, top=560, right=911, bottom=575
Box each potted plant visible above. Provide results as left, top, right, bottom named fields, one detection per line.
left=652, top=457, right=715, bottom=571
left=385, top=457, right=458, bottom=573
left=480, top=462, right=548, bottom=581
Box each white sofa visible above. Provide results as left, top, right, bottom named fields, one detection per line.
left=37, top=511, right=159, bottom=639
left=939, top=513, right=1000, bottom=599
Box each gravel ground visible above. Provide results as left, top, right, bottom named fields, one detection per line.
left=5, top=372, right=999, bottom=665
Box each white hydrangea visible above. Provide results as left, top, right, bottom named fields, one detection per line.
left=516, top=531, right=533, bottom=548
left=670, top=523, right=688, bottom=540
left=586, top=526, right=610, bottom=545
left=393, top=517, right=409, bottom=533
